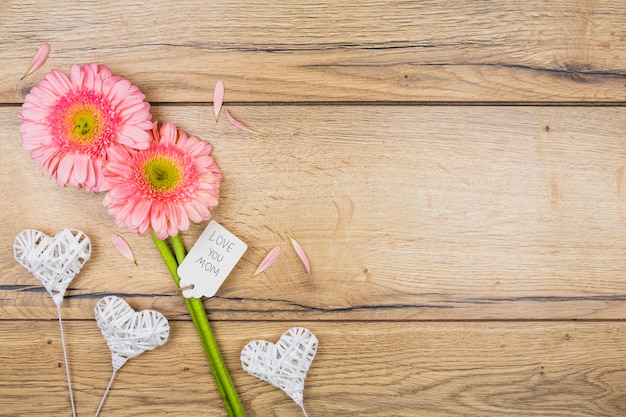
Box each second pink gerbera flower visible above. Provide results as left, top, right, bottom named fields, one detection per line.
left=20, top=63, right=153, bottom=193
left=102, top=122, right=221, bottom=239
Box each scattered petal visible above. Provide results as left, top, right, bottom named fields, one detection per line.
left=225, top=109, right=264, bottom=136
left=213, top=80, right=224, bottom=122
left=251, top=246, right=281, bottom=277
left=286, top=233, right=311, bottom=274
left=111, top=233, right=137, bottom=265
left=21, top=43, right=51, bottom=80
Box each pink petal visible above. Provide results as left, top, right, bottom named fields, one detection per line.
left=130, top=199, right=152, bottom=228
left=176, top=204, right=190, bottom=232
left=214, top=80, right=224, bottom=122
left=116, top=125, right=151, bottom=149
left=151, top=204, right=167, bottom=236
left=69, top=64, right=85, bottom=91
left=56, top=152, right=74, bottom=185
left=286, top=233, right=311, bottom=273
left=42, top=69, right=72, bottom=96
left=111, top=233, right=137, bottom=265
left=160, top=122, right=178, bottom=144
left=21, top=43, right=50, bottom=80
left=225, top=109, right=263, bottom=136
left=73, top=153, right=89, bottom=184
left=251, top=246, right=281, bottom=277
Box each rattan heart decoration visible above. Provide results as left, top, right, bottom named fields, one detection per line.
left=93, top=295, right=170, bottom=417
left=13, top=228, right=91, bottom=417
left=14, top=228, right=91, bottom=307
left=94, top=295, right=170, bottom=371
left=241, top=327, right=318, bottom=416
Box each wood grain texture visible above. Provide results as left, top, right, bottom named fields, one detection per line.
left=4, top=1, right=626, bottom=416
left=2, top=105, right=626, bottom=320
left=2, top=320, right=626, bottom=417
left=2, top=1, right=626, bottom=103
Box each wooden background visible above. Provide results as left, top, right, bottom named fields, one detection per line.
left=2, top=1, right=626, bottom=416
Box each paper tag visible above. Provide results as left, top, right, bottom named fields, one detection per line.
left=178, top=220, right=247, bottom=298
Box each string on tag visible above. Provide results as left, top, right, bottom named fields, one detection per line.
left=176, top=284, right=195, bottom=295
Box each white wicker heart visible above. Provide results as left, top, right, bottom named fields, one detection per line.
left=95, top=295, right=170, bottom=370
left=94, top=295, right=170, bottom=416
left=241, top=327, right=318, bottom=416
left=13, top=228, right=92, bottom=417
left=14, top=228, right=91, bottom=307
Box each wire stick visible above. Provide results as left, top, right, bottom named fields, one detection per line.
left=57, top=305, right=77, bottom=417
left=94, top=369, right=117, bottom=417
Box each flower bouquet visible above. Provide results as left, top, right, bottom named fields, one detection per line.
left=20, top=60, right=245, bottom=416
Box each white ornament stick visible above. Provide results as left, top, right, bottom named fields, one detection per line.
left=14, top=228, right=91, bottom=417
left=93, top=296, right=170, bottom=417
left=241, top=327, right=318, bottom=416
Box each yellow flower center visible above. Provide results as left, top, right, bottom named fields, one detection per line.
left=143, top=158, right=181, bottom=191
left=66, top=108, right=100, bottom=145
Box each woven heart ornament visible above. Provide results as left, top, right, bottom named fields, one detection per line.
left=14, top=228, right=91, bottom=307
left=94, top=295, right=170, bottom=370
left=94, top=296, right=170, bottom=417
left=13, top=228, right=91, bottom=417
left=241, top=327, right=318, bottom=416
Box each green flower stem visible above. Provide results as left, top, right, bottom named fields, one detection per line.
left=150, top=236, right=220, bottom=393
left=170, top=235, right=187, bottom=265
left=151, top=234, right=180, bottom=286
left=187, top=303, right=236, bottom=417
left=170, top=235, right=246, bottom=417
left=151, top=232, right=245, bottom=417
left=151, top=233, right=235, bottom=417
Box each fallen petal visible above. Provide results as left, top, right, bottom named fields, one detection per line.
left=225, top=108, right=264, bottom=136
left=213, top=80, right=224, bottom=122
left=251, top=246, right=281, bottom=277
left=111, top=233, right=137, bottom=265
left=21, top=43, right=50, bottom=80
left=286, top=233, right=311, bottom=273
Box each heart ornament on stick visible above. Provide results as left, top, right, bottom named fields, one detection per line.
left=94, top=295, right=170, bottom=371
left=241, top=327, right=318, bottom=416
left=93, top=295, right=170, bottom=417
left=14, top=228, right=91, bottom=307
left=13, top=228, right=91, bottom=417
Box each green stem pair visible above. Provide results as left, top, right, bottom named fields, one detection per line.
left=151, top=232, right=246, bottom=417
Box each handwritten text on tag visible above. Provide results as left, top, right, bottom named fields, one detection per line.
left=177, top=221, right=247, bottom=298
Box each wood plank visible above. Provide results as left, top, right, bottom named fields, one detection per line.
left=2, top=1, right=626, bottom=103
left=2, top=320, right=626, bottom=416
left=3, top=105, right=626, bottom=321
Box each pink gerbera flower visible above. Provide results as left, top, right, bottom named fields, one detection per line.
left=102, top=122, right=221, bottom=239
left=19, top=63, right=152, bottom=193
